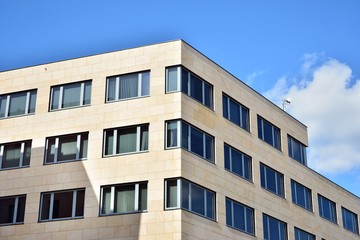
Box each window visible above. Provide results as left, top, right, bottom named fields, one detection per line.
left=39, top=189, right=85, bottom=221
left=224, top=144, right=252, bottom=181
left=50, top=80, right=91, bottom=111
left=223, top=94, right=249, bottom=131
left=166, top=120, right=214, bottom=162
left=226, top=198, right=255, bottom=235
left=288, top=135, right=307, bottom=165
left=45, top=132, right=88, bottom=164
left=342, top=207, right=359, bottom=234
left=0, top=140, right=31, bottom=170
left=294, top=227, right=315, bottom=240
left=100, top=182, right=147, bottom=216
left=0, top=195, right=26, bottom=225
left=260, top=163, right=284, bottom=197
left=257, top=115, right=281, bottom=150
left=165, top=178, right=215, bottom=220
left=0, top=89, right=37, bottom=119
left=106, top=71, right=150, bottom=102
left=263, top=214, right=287, bottom=240
left=291, top=180, right=312, bottom=211
left=166, top=66, right=213, bottom=109
left=103, top=124, right=149, bottom=156
left=318, top=194, right=337, bottom=223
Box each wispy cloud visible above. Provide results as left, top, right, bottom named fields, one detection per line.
left=265, top=54, right=360, bottom=173
left=245, top=70, right=265, bottom=87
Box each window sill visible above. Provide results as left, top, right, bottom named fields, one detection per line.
left=99, top=210, right=147, bottom=217
left=0, top=113, right=35, bottom=120
left=49, top=104, right=91, bottom=112
left=105, top=95, right=150, bottom=104
left=0, top=222, right=24, bottom=227
left=44, top=158, right=87, bottom=165
left=0, top=165, right=30, bottom=171
left=39, top=216, right=84, bottom=223
left=103, top=150, right=149, bottom=158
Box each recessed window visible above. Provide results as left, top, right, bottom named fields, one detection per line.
left=342, top=207, right=359, bottom=234
left=166, top=66, right=213, bottom=109
left=39, top=189, right=85, bottom=222
left=0, top=90, right=37, bottom=119
left=294, top=227, right=315, bottom=240
left=291, top=180, right=312, bottom=211
left=226, top=198, right=255, bottom=235
left=0, top=140, right=31, bottom=170
left=50, top=80, right=91, bottom=111
left=45, top=132, right=88, bottom=164
left=263, top=214, right=287, bottom=240
left=103, top=124, right=149, bottom=156
left=224, top=143, right=252, bottom=181
left=0, top=195, right=26, bottom=226
left=318, top=194, right=337, bottom=223
left=106, top=71, right=150, bottom=102
left=165, top=178, right=215, bottom=220
left=100, top=182, right=147, bottom=216
left=288, top=135, right=307, bottom=165
left=260, top=163, right=284, bottom=197
left=223, top=94, right=249, bottom=131
left=257, top=115, right=281, bottom=150
left=166, top=120, right=214, bottom=163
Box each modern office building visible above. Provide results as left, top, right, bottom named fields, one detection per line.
left=0, top=40, right=359, bottom=240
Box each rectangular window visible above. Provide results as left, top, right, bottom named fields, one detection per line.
left=165, top=120, right=214, bottom=163
left=50, top=80, right=91, bottom=111
left=106, top=71, right=150, bottom=102
left=165, top=178, right=215, bottom=220
left=226, top=198, right=255, bottom=235
left=222, top=94, right=250, bottom=131
left=0, top=140, right=31, bottom=170
left=166, top=66, right=213, bottom=109
left=342, top=207, right=359, bottom=234
left=39, top=189, right=85, bottom=221
left=103, top=124, right=149, bottom=156
left=291, top=180, right=312, bottom=211
left=224, top=143, right=252, bottom=181
left=0, top=89, right=37, bottom=119
left=318, top=194, right=337, bottom=223
left=257, top=115, right=281, bottom=150
left=288, top=135, right=307, bottom=165
left=100, top=182, right=147, bottom=216
left=260, top=163, right=284, bottom=197
left=0, top=195, right=26, bottom=225
left=263, top=214, right=287, bottom=240
left=294, top=227, right=315, bottom=240
left=45, top=132, right=88, bottom=164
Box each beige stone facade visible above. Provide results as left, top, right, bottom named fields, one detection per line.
left=0, top=40, right=359, bottom=239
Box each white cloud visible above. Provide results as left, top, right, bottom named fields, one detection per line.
left=266, top=56, right=360, bottom=173
left=245, top=70, right=265, bottom=87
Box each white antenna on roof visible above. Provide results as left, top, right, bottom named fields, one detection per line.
left=282, top=97, right=292, bottom=111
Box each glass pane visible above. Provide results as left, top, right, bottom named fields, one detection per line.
left=40, top=193, right=51, bottom=220
left=75, top=190, right=85, bottom=217
left=231, top=149, right=244, bottom=177
left=119, top=73, right=138, bottom=99
left=241, top=107, right=249, bottom=130
left=181, top=122, right=189, bottom=150
left=263, top=120, right=274, bottom=146
left=257, top=117, right=263, bottom=140
left=226, top=199, right=232, bottom=226
left=167, top=121, right=178, bottom=148
left=190, top=74, right=203, bottom=103
left=233, top=202, right=245, bottom=231
left=46, top=138, right=56, bottom=163
left=223, top=95, right=229, bottom=119
left=229, top=99, right=241, bottom=126
left=139, top=183, right=147, bottom=211
left=181, top=180, right=189, bottom=210
left=244, top=155, right=251, bottom=180
left=141, top=72, right=150, bottom=96
left=8, top=92, right=26, bottom=116
left=29, top=90, right=37, bottom=113
left=204, top=83, right=212, bottom=108
left=58, top=135, right=77, bottom=161
left=62, top=83, right=81, bottom=108
left=181, top=68, right=189, bottom=93
left=205, top=135, right=213, bottom=161
left=245, top=207, right=254, bottom=234
left=51, top=87, right=60, bottom=110
left=167, top=67, right=178, bottom=92
left=53, top=191, right=73, bottom=219
left=190, top=127, right=204, bottom=157
left=115, top=185, right=135, bottom=213
left=16, top=196, right=26, bottom=223
left=2, top=143, right=21, bottom=168
left=0, top=96, right=6, bottom=118
left=166, top=180, right=178, bottom=208
left=140, top=125, right=149, bottom=151
left=273, top=127, right=281, bottom=149
left=101, top=187, right=111, bottom=215
left=206, top=191, right=214, bottom=219
left=83, top=81, right=92, bottom=105
left=224, top=145, right=231, bottom=171
left=23, top=141, right=31, bottom=166
left=80, top=133, right=88, bottom=159
left=104, top=131, right=114, bottom=155
left=118, top=127, right=137, bottom=154
left=107, top=78, right=116, bottom=101
left=191, top=183, right=205, bottom=216
left=0, top=197, right=15, bottom=224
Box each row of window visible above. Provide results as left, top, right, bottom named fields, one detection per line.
left=1, top=178, right=358, bottom=238
left=0, top=66, right=307, bottom=165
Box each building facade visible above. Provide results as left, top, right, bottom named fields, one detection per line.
left=0, top=40, right=359, bottom=240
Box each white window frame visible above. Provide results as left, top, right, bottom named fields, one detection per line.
left=223, top=94, right=250, bottom=131
left=260, top=163, right=285, bottom=197
left=224, top=143, right=252, bottom=181
left=258, top=115, right=281, bottom=150
left=0, top=140, right=31, bottom=170
left=0, top=195, right=26, bottom=225
left=0, top=90, right=36, bottom=118
left=226, top=197, right=255, bottom=235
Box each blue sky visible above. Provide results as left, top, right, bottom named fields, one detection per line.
left=1, top=1, right=359, bottom=196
